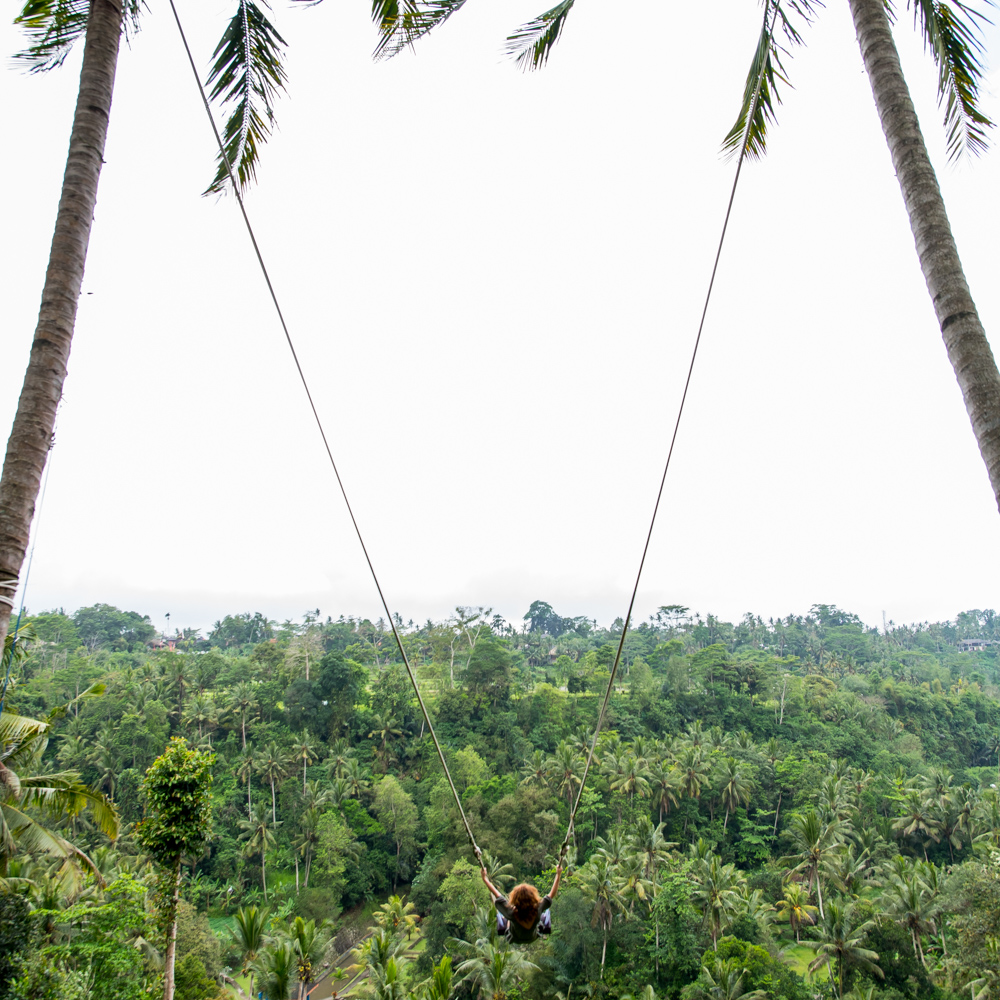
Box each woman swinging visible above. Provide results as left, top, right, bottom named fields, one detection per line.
left=480, top=861, right=562, bottom=944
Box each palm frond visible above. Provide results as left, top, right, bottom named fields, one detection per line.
left=505, top=0, right=576, bottom=71
left=205, top=0, right=289, bottom=196
left=909, top=0, right=994, bottom=159
left=372, top=0, right=470, bottom=60
left=19, top=771, right=120, bottom=840
left=13, top=0, right=141, bottom=73
left=13, top=0, right=88, bottom=73
left=722, top=0, right=822, bottom=160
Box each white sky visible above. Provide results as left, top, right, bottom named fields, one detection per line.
left=3, top=0, right=1000, bottom=637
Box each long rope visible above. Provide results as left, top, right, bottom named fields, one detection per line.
left=559, top=1, right=780, bottom=860
left=0, top=432, right=56, bottom=716
left=166, top=0, right=482, bottom=860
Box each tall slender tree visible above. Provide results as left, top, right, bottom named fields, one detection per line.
left=368, top=0, right=1000, bottom=511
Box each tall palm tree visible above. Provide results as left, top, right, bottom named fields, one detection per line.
left=691, top=853, right=745, bottom=950
left=343, top=758, right=371, bottom=800
left=781, top=809, right=844, bottom=918
left=239, top=806, right=278, bottom=900
left=647, top=759, right=682, bottom=824
left=775, top=882, right=818, bottom=944
left=291, top=731, right=320, bottom=795
left=677, top=746, right=712, bottom=802
left=236, top=744, right=256, bottom=815
left=453, top=939, right=539, bottom=1000
left=0, top=710, right=118, bottom=881
left=231, top=904, right=271, bottom=999
left=546, top=742, right=585, bottom=811
left=578, top=853, right=628, bottom=977
left=519, top=749, right=549, bottom=788
left=368, top=714, right=403, bottom=773
left=688, top=958, right=768, bottom=1000
left=880, top=869, right=938, bottom=968
left=0, top=0, right=303, bottom=653
left=288, top=916, right=332, bottom=1000
left=227, top=682, right=258, bottom=750
left=255, top=741, right=291, bottom=825
left=293, top=807, right=320, bottom=890
left=371, top=0, right=1000, bottom=512
left=718, top=757, right=753, bottom=831
left=374, top=895, right=420, bottom=939
left=807, top=901, right=883, bottom=1000
left=251, top=940, right=296, bottom=1000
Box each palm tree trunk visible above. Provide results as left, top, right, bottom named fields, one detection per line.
left=600, top=924, right=608, bottom=978
left=0, top=0, right=124, bottom=650
left=847, top=0, right=1000, bottom=510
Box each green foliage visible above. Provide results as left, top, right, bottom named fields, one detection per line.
left=174, top=954, right=224, bottom=1000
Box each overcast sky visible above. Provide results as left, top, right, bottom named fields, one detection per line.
left=3, top=0, right=1000, bottom=637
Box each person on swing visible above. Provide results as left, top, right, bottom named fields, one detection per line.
left=480, top=861, right=562, bottom=944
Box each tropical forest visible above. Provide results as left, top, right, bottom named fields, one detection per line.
left=1, top=600, right=999, bottom=1000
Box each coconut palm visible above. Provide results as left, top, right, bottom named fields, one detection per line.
left=290, top=731, right=320, bottom=795
left=647, top=759, right=682, bottom=824
left=415, top=955, right=454, bottom=1000
left=293, top=808, right=320, bottom=890
left=368, top=714, right=403, bottom=773
left=236, top=744, right=256, bottom=815
left=677, top=747, right=712, bottom=802
left=519, top=749, right=549, bottom=788
left=453, top=939, right=539, bottom=1000
left=255, top=741, right=291, bottom=824
left=629, top=816, right=676, bottom=880
left=374, top=895, right=420, bottom=939
left=239, top=806, right=278, bottom=900
left=227, top=682, right=259, bottom=750
left=578, top=853, right=628, bottom=976
left=288, top=916, right=333, bottom=1000
left=251, top=940, right=296, bottom=1000
left=231, top=904, right=271, bottom=999
left=371, top=0, right=1000, bottom=512
left=807, top=901, right=883, bottom=1000
left=0, top=0, right=309, bottom=653
left=718, top=756, right=753, bottom=831
left=892, top=790, right=941, bottom=860
left=688, top=957, right=768, bottom=1000
left=546, top=742, right=585, bottom=810
left=0, top=711, right=118, bottom=882
left=691, top=853, right=746, bottom=949
left=781, top=809, right=844, bottom=918
left=343, top=758, right=371, bottom=799
left=775, top=882, right=818, bottom=943
left=880, top=869, right=939, bottom=968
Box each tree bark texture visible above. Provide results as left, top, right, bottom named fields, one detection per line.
left=847, top=0, right=1000, bottom=510
left=0, top=0, right=124, bottom=648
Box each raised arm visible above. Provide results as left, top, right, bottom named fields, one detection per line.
left=548, top=862, right=563, bottom=900
left=480, top=866, right=503, bottom=901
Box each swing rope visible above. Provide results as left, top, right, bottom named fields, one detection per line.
left=558, top=0, right=780, bottom=862
left=168, top=0, right=776, bottom=870
left=167, top=0, right=483, bottom=861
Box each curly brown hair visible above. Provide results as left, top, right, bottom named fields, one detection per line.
left=508, top=883, right=542, bottom=928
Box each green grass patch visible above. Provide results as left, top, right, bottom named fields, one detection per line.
left=783, top=943, right=830, bottom=982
